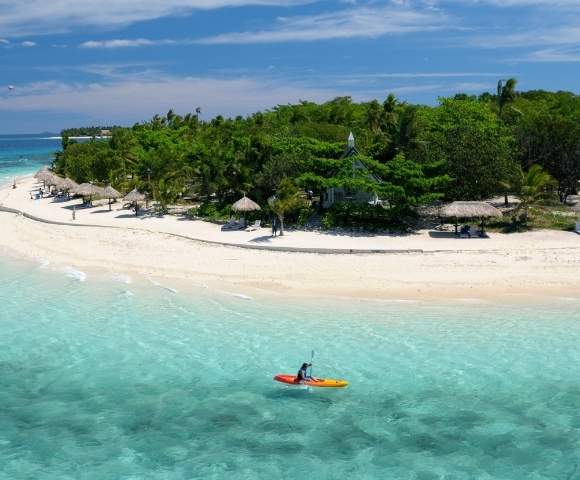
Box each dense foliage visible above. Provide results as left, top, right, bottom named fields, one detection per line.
left=61, top=126, right=119, bottom=137
left=53, top=85, right=580, bottom=228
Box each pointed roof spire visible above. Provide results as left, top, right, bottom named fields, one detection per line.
left=348, top=131, right=355, bottom=149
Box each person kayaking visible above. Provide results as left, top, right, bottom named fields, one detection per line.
left=295, top=362, right=312, bottom=383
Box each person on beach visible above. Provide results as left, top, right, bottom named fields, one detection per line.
left=295, top=363, right=312, bottom=383
left=272, top=217, right=278, bottom=237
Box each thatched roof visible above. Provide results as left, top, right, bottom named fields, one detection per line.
left=52, top=176, right=67, bottom=189
left=36, top=170, right=56, bottom=184
left=34, top=167, right=50, bottom=179
left=103, top=185, right=122, bottom=199
left=62, top=178, right=79, bottom=191
left=232, top=195, right=261, bottom=212
left=440, top=201, right=503, bottom=219
left=74, top=183, right=103, bottom=197
left=123, top=189, right=146, bottom=203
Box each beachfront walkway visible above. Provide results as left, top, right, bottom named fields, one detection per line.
left=1, top=177, right=578, bottom=254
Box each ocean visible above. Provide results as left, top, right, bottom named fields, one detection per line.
left=0, top=256, right=579, bottom=479
left=1, top=135, right=580, bottom=479
left=0, top=134, right=60, bottom=185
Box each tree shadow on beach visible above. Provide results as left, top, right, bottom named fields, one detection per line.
left=249, top=235, right=274, bottom=244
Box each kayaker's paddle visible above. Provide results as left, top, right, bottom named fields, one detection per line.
left=310, top=350, right=315, bottom=379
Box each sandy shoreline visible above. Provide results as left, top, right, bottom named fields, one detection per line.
left=0, top=176, right=579, bottom=301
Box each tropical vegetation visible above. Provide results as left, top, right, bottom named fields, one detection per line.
left=54, top=81, right=580, bottom=230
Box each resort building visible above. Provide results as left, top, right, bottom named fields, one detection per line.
left=322, top=132, right=381, bottom=208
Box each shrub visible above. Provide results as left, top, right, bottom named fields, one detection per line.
left=186, top=202, right=232, bottom=221
left=321, top=202, right=399, bottom=230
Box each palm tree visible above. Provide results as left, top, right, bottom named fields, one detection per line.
left=268, top=178, right=304, bottom=236
left=366, top=100, right=383, bottom=135
left=497, top=78, right=518, bottom=117
left=516, top=164, right=555, bottom=222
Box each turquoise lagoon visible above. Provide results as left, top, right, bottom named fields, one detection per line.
left=0, top=256, right=579, bottom=479
left=0, top=135, right=59, bottom=183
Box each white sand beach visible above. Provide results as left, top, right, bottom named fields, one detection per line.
left=1, top=176, right=579, bottom=301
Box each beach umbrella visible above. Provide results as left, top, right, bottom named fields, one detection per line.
left=440, top=201, right=502, bottom=219
left=74, top=183, right=103, bottom=205
left=52, top=176, right=67, bottom=190
left=232, top=195, right=261, bottom=213
left=232, top=195, right=261, bottom=227
left=440, top=201, right=502, bottom=235
left=35, top=169, right=54, bottom=186
left=34, top=167, right=49, bottom=179
left=123, top=188, right=146, bottom=203
left=103, top=185, right=122, bottom=211
left=123, top=189, right=146, bottom=216
left=62, top=178, right=79, bottom=192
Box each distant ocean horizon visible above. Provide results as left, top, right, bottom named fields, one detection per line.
left=0, top=134, right=61, bottom=185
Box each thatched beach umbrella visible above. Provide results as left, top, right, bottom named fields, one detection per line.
left=103, top=185, right=122, bottom=211
left=123, top=189, right=146, bottom=216
left=62, top=178, right=79, bottom=192
left=441, top=201, right=502, bottom=219
left=35, top=170, right=54, bottom=186
left=232, top=196, right=261, bottom=213
left=440, top=201, right=503, bottom=235
left=34, top=167, right=50, bottom=181
left=232, top=195, right=261, bottom=226
left=74, top=183, right=103, bottom=205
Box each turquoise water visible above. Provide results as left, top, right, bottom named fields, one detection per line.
left=1, top=257, right=579, bottom=479
left=0, top=134, right=60, bottom=184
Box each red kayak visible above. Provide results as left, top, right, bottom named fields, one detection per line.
left=273, top=374, right=348, bottom=388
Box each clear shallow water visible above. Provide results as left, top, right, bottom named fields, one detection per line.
left=0, top=258, right=580, bottom=479
left=0, top=134, right=60, bottom=184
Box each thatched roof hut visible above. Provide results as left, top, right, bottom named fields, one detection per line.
left=123, top=189, right=146, bottom=203
left=232, top=195, right=261, bottom=212
left=440, top=201, right=503, bottom=219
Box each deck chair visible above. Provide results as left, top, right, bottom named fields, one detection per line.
left=245, top=220, right=261, bottom=232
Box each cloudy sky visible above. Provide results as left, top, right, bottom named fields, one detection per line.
left=0, top=0, right=578, bottom=133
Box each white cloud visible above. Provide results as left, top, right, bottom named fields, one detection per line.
left=0, top=0, right=312, bottom=37
left=0, top=72, right=493, bottom=123
left=0, top=38, right=38, bottom=48
left=0, top=76, right=344, bottom=121
left=196, top=5, right=449, bottom=44
left=474, top=26, right=580, bottom=49
left=524, top=48, right=580, bottom=62
left=80, top=39, right=174, bottom=49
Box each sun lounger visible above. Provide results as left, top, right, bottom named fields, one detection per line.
left=245, top=220, right=261, bottom=232
left=221, top=219, right=240, bottom=231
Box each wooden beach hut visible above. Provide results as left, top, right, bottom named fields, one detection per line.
left=440, top=201, right=503, bottom=237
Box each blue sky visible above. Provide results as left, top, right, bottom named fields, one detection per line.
left=0, top=0, right=579, bottom=133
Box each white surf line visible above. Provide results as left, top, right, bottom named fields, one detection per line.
left=62, top=265, right=87, bottom=282
left=147, top=277, right=178, bottom=294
